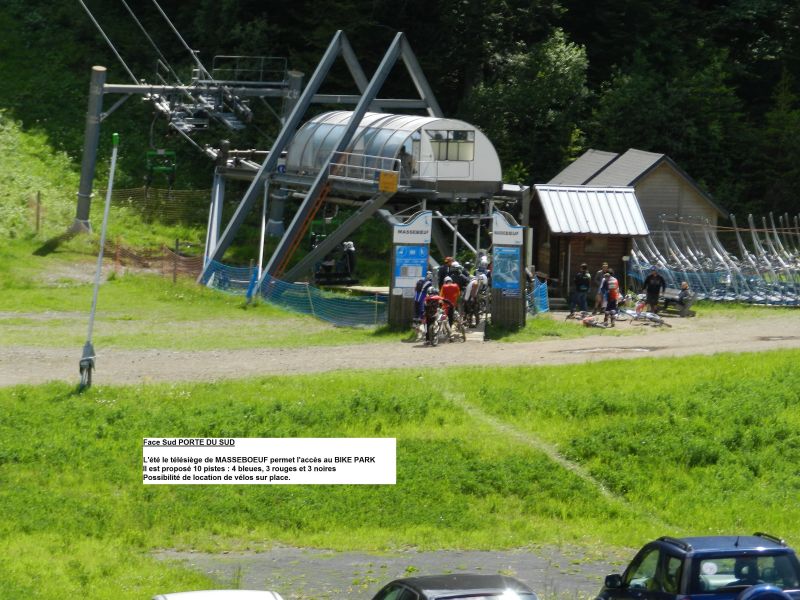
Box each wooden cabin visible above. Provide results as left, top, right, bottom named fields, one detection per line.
left=531, top=185, right=649, bottom=299
left=549, top=148, right=727, bottom=253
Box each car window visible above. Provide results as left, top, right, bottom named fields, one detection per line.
left=373, top=585, right=418, bottom=600
left=444, top=594, right=537, bottom=600
left=692, top=554, right=800, bottom=593
left=627, top=548, right=660, bottom=590
left=663, top=555, right=682, bottom=594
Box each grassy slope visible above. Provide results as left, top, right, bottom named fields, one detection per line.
left=2, top=351, right=800, bottom=598
left=0, top=239, right=405, bottom=349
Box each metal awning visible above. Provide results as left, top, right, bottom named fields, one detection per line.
left=534, top=185, right=649, bottom=236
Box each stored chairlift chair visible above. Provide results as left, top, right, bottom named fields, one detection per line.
left=144, top=149, right=177, bottom=200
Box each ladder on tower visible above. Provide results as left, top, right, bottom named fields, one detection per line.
left=272, top=181, right=334, bottom=278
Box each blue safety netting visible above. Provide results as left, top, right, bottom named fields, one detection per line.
left=629, top=260, right=800, bottom=306
left=527, top=279, right=550, bottom=314
left=202, top=261, right=388, bottom=326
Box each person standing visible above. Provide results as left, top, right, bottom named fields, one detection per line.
left=601, top=269, right=621, bottom=327
left=413, top=275, right=433, bottom=320
left=569, top=263, right=592, bottom=315
left=441, top=276, right=461, bottom=327
left=463, top=274, right=480, bottom=327
left=437, top=256, right=454, bottom=287
left=593, top=262, right=609, bottom=314
left=642, top=266, right=666, bottom=313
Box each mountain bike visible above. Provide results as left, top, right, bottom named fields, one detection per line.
left=477, top=287, right=491, bottom=323
left=618, top=294, right=672, bottom=327
left=449, top=309, right=468, bottom=342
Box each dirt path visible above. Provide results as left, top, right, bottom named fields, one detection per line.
left=1, top=311, right=799, bottom=387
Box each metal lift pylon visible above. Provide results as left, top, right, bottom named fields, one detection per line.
left=199, top=30, right=444, bottom=285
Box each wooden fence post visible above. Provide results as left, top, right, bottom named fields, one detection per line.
left=173, top=238, right=179, bottom=283
left=35, top=191, right=41, bottom=234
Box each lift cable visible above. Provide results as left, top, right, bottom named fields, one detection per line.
left=259, top=96, right=284, bottom=126
left=120, top=0, right=184, bottom=85
left=169, top=122, right=218, bottom=159
left=78, top=0, right=140, bottom=84
left=149, top=0, right=258, bottom=136
left=150, top=0, right=213, bottom=81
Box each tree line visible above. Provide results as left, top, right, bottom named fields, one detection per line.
left=4, top=0, right=800, bottom=218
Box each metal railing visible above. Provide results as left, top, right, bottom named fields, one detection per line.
left=207, top=55, right=288, bottom=85
left=416, top=160, right=473, bottom=181
left=327, top=152, right=404, bottom=186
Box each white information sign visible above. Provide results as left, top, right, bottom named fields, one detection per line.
left=393, top=211, right=432, bottom=245
left=492, top=211, right=524, bottom=246
left=143, top=438, right=396, bottom=485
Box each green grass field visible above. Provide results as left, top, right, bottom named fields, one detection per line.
left=0, top=239, right=407, bottom=350
left=2, top=351, right=800, bottom=598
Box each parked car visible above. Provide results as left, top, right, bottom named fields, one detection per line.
left=152, top=591, right=283, bottom=600
left=597, top=534, right=800, bottom=600
left=370, top=573, right=538, bottom=600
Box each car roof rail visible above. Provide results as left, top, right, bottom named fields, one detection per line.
left=659, top=536, right=693, bottom=551
left=754, top=532, right=787, bottom=546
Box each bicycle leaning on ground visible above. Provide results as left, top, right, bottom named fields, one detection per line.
left=618, top=294, right=672, bottom=328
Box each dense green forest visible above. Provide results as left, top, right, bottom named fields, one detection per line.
left=1, top=0, right=799, bottom=218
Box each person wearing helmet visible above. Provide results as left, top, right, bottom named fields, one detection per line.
left=463, top=273, right=481, bottom=327
left=593, top=262, right=609, bottom=314
left=441, top=275, right=461, bottom=327
left=413, top=274, right=434, bottom=320
left=437, top=256, right=454, bottom=287
left=423, top=287, right=453, bottom=345
left=451, top=261, right=470, bottom=289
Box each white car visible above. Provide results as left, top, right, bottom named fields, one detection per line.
left=152, top=591, right=284, bottom=600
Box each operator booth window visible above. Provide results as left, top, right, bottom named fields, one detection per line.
left=428, top=130, right=475, bottom=161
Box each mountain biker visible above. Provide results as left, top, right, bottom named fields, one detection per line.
left=450, top=261, right=470, bottom=289
left=642, top=265, right=667, bottom=313
left=413, top=275, right=434, bottom=320
left=593, top=262, right=609, bottom=314
left=463, top=274, right=480, bottom=327
left=437, top=256, right=456, bottom=287
left=601, top=269, right=621, bottom=327
left=423, top=288, right=454, bottom=345
left=441, top=276, right=461, bottom=327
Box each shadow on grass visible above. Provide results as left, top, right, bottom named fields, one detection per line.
left=33, top=230, right=78, bottom=256
left=483, top=321, right=524, bottom=341
left=370, top=323, right=411, bottom=338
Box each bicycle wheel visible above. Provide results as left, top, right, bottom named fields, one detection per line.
left=455, top=320, right=467, bottom=342
left=443, top=320, right=454, bottom=343
left=413, top=319, right=425, bottom=342
left=429, top=320, right=440, bottom=346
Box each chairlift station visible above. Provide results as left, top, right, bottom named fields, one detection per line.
left=75, top=12, right=527, bottom=318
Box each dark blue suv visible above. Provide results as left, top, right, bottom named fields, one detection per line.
left=598, top=534, right=800, bottom=600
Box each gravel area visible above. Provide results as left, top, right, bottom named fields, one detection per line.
left=2, top=311, right=799, bottom=387
left=154, top=544, right=625, bottom=600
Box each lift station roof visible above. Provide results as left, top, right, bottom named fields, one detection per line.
left=285, top=111, right=503, bottom=196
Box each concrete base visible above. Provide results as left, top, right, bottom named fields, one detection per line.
left=69, top=219, right=92, bottom=234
